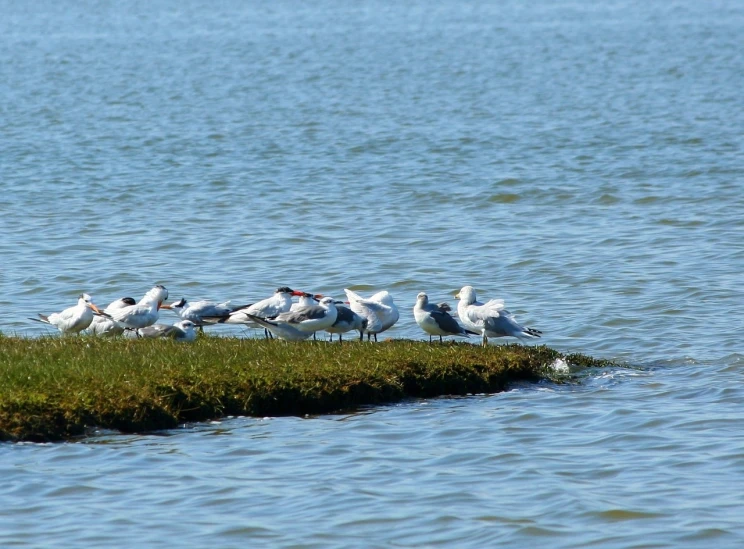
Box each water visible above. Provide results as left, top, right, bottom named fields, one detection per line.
left=1, top=0, right=743, bottom=546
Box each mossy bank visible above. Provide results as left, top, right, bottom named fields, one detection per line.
left=0, top=336, right=613, bottom=442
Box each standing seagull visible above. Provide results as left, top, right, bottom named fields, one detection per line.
left=135, top=320, right=197, bottom=342
left=104, top=285, right=169, bottom=329
left=31, top=293, right=103, bottom=334
left=344, top=288, right=399, bottom=341
left=86, top=296, right=137, bottom=336
left=413, top=292, right=474, bottom=343
left=325, top=304, right=367, bottom=342
left=454, top=286, right=541, bottom=346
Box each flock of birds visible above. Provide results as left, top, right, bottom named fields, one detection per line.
left=30, top=285, right=542, bottom=346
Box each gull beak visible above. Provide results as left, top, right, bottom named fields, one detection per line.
left=291, top=290, right=305, bottom=296
left=89, top=303, right=103, bottom=314
left=160, top=302, right=172, bottom=310
left=454, top=292, right=461, bottom=299
left=314, top=294, right=324, bottom=299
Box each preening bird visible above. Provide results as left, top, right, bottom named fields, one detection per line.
left=454, top=286, right=541, bottom=346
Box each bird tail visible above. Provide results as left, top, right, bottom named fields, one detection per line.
left=245, top=314, right=278, bottom=329
left=522, top=327, right=542, bottom=338
left=29, top=315, right=50, bottom=324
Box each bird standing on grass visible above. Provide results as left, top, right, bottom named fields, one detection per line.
left=454, top=286, right=541, bottom=346
left=344, top=288, right=399, bottom=341
left=413, top=292, right=474, bottom=343
left=325, top=304, right=367, bottom=342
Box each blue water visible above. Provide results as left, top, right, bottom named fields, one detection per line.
left=1, top=0, right=743, bottom=546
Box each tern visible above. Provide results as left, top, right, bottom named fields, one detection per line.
left=30, top=293, right=103, bottom=334
left=104, top=285, right=169, bottom=329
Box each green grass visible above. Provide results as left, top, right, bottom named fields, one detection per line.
left=0, top=336, right=614, bottom=442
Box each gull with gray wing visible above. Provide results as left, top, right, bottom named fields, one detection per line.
left=455, top=285, right=541, bottom=346
left=414, top=292, right=474, bottom=343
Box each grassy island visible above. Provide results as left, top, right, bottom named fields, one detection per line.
left=0, top=336, right=613, bottom=442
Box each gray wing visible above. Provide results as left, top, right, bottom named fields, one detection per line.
left=430, top=310, right=466, bottom=335
left=137, top=324, right=181, bottom=339
left=332, top=305, right=355, bottom=326
left=273, top=305, right=327, bottom=324
left=484, top=311, right=541, bottom=338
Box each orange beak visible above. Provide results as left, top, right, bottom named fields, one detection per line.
left=160, top=302, right=172, bottom=310
left=314, top=294, right=324, bottom=299
left=89, top=303, right=102, bottom=314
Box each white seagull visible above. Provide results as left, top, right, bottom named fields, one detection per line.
left=103, top=285, right=169, bottom=329
left=344, top=288, right=399, bottom=341
left=414, top=292, right=474, bottom=343
left=134, top=320, right=197, bottom=342
left=325, top=304, right=367, bottom=342
left=31, top=293, right=103, bottom=334
left=86, top=296, right=137, bottom=336
left=454, top=286, right=542, bottom=346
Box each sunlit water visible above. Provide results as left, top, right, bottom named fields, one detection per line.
left=1, top=0, right=743, bottom=546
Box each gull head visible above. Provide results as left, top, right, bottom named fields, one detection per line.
left=455, top=286, right=477, bottom=305
left=319, top=296, right=336, bottom=308
left=415, top=292, right=429, bottom=306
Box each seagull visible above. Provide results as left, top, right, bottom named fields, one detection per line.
left=413, top=292, right=474, bottom=343
left=325, top=304, right=367, bottom=342
left=30, top=293, right=103, bottom=334
left=454, top=286, right=542, bottom=346
left=344, top=288, right=399, bottom=341
left=103, top=285, right=169, bottom=329
left=164, top=297, right=248, bottom=327
left=86, top=296, right=137, bottom=336
left=214, top=287, right=305, bottom=338
left=134, top=320, right=197, bottom=342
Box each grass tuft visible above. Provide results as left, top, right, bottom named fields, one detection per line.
left=0, top=336, right=614, bottom=442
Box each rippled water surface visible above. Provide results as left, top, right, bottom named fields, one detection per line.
left=1, top=0, right=743, bottom=546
